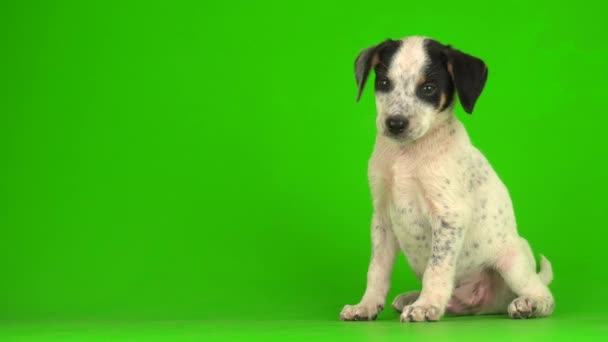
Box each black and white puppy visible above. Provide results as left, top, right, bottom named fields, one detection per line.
left=340, top=36, right=554, bottom=322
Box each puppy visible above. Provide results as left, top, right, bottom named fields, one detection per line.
left=340, top=36, right=554, bottom=322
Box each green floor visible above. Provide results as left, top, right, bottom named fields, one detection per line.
left=2, top=312, right=606, bottom=341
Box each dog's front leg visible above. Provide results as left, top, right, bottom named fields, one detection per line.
left=340, top=214, right=398, bottom=321
left=400, top=217, right=466, bottom=322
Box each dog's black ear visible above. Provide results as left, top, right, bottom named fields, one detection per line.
left=445, top=48, right=488, bottom=114
left=354, top=44, right=380, bottom=102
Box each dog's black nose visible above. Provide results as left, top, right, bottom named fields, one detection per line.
left=386, top=116, right=408, bottom=135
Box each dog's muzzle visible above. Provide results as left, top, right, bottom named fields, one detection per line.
left=386, top=115, right=409, bottom=137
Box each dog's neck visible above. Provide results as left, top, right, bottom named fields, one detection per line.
left=374, top=111, right=470, bottom=170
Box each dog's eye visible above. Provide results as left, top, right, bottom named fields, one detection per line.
left=421, top=83, right=437, bottom=96
left=375, top=77, right=392, bottom=91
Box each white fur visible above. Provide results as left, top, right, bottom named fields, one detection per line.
left=340, top=37, right=554, bottom=323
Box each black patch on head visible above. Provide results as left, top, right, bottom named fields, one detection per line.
left=421, top=39, right=488, bottom=114
left=420, top=39, right=455, bottom=112
left=373, top=41, right=402, bottom=93
left=354, top=39, right=402, bottom=102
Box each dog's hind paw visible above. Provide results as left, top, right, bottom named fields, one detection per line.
left=508, top=297, right=538, bottom=319
left=508, top=296, right=555, bottom=319
left=391, top=291, right=420, bottom=313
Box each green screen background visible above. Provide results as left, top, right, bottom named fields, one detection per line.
left=2, top=0, right=607, bottom=340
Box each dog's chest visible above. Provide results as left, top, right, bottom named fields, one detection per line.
left=370, top=141, right=451, bottom=276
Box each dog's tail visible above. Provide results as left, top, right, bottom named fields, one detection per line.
left=538, top=254, right=553, bottom=285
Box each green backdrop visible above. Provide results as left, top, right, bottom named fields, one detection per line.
left=2, top=0, right=607, bottom=340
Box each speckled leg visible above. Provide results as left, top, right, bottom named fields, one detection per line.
left=400, top=219, right=466, bottom=323
left=340, top=217, right=399, bottom=321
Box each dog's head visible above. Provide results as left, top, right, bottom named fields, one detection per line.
left=355, top=36, right=488, bottom=142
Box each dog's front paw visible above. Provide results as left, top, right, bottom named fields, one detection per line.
left=400, top=303, right=442, bottom=322
left=339, top=303, right=383, bottom=321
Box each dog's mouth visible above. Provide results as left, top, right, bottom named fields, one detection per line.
left=383, top=130, right=410, bottom=142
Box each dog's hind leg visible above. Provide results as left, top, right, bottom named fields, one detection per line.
left=495, top=238, right=554, bottom=319
left=391, top=291, right=420, bottom=313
